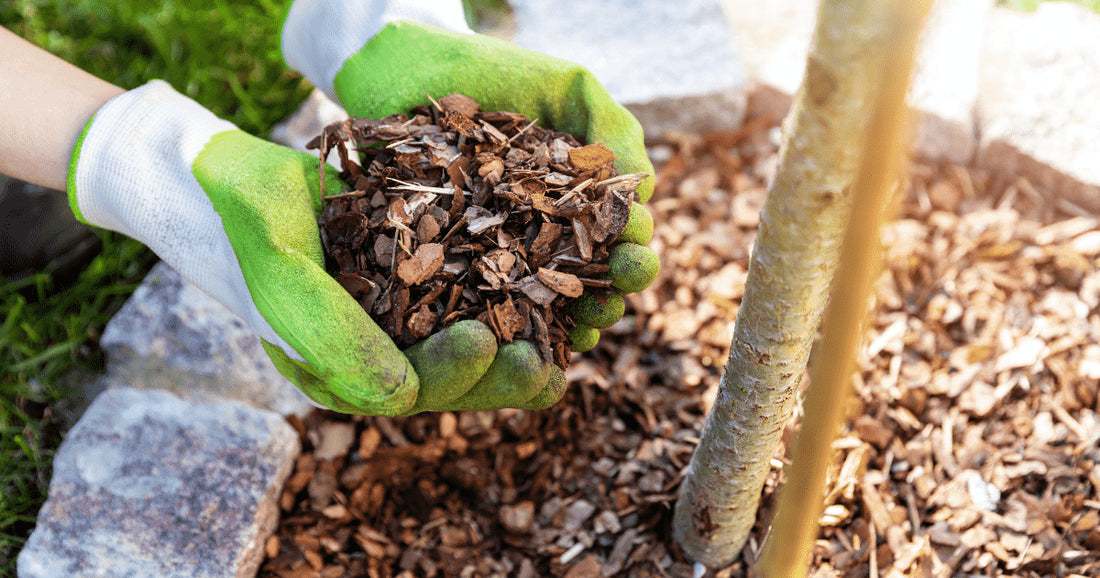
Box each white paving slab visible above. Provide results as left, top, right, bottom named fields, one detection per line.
left=720, top=0, right=816, bottom=100
left=509, top=0, right=748, bottom=137
left=910, top=0, right=993, bottom=164
left=721, top=0, right=993, bottom=164
left=977, top=2, right=1100, bottom=213
left=18, top=387, right=299, bottom=578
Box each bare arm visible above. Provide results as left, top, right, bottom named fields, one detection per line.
left=0, top=26, right=125, bottom=191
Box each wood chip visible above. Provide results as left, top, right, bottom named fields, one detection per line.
left=536, top=268, right=585, bottom=298
left=396, top=243, right=445, bottom=286
left=568, top=143, right=617, bottom=172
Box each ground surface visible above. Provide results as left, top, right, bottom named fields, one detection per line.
left=5, top=2, right=1100, bottom=575
left=260, top=116, right=1100, bottom=578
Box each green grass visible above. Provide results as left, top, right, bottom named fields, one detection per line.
left=0, top=235, right=156, bottom=567
left=1, top=0, right=311, bottom=136
left=1001, top=0, right=1100, bottom=12
left=0, top=0, right=312, bottom=571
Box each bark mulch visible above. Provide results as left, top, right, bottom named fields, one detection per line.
left=311, top=94, right=641, bottom=367
left=261, top=115, right=1100, bottom=578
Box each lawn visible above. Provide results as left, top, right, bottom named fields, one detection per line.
left=1002, top=0, right=1100, bottom=11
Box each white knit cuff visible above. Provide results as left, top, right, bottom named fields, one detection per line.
left=281, top=0, right=472, bottom=101
left=71, top=80, right=299, bottom=359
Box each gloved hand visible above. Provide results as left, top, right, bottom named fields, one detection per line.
left=67, top=80, right=516, bottom=415
left=282, top=1, right=660, bottom=396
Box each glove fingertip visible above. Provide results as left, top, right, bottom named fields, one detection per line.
left=618, top=202, right=654, bottom=246
left=445, top=340, right=550, bottom=411
left=408, top=319, right=498, bottom=361
left=573, top=291, right=626, bottom=329
left=404, top=320, right=498, bottom=412
left=514, top=366, right=567, bottom=410
left=608, top=244, right=660, bottom=294
left=568, top=323, right=600, bottom=352
left=261, top=339, right=416, bottom=415
left=635, top=174, right=655, bottom=204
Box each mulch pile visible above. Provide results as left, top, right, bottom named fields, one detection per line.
left=311, top=94, right=641, bottom=368
left=261, top=114, right=1100, bottom=577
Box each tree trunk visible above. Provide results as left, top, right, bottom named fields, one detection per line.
left=672, top=0, right=910, bottom=567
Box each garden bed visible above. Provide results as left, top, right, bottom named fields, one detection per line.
left=261, top=115, right=1100, bottom=578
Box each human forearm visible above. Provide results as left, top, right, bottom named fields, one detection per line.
left=0, top=26, right=124, bottom=190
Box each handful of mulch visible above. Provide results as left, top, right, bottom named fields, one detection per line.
left=308, top=94, right=644, bottom=370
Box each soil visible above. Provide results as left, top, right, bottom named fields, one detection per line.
left=260, top=115, right=1100, bottom=578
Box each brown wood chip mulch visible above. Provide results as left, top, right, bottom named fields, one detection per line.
left=310, top=94, right=641, bottom=369
left=261, top=115, right=1100, bottom=578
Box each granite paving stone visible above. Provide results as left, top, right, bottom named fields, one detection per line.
left=17, top=387, right=299, bottom=578
left=100, top=262, right=315, bottom=417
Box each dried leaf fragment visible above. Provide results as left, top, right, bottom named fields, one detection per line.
left=437, top=93, right=480, bottom=116
left=516, top=275, right=559, bottom=307
left=407, top=305, right=440, bottom=339
left=465, top=206, right=506, bottom=235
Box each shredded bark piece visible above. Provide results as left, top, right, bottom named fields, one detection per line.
left=536, top=268, right=585, bottom=298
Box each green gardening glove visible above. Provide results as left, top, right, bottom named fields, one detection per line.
left=283, top=4, right=659, bottom=410
left=68, top=80, right=503, bottom=415
left=334, top=21, right=660, bottom=349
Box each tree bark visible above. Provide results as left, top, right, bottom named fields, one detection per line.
left=672, top=0, right=909, bottom=567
